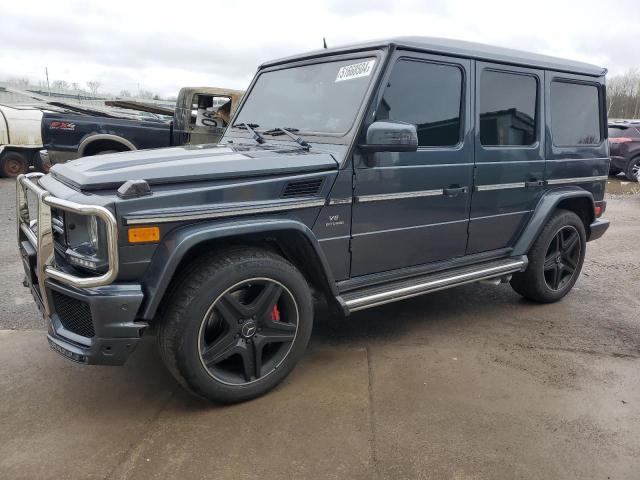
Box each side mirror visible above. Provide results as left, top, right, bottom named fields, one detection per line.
left=359, top=120, right=419, bottom=153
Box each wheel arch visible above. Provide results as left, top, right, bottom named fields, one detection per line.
left=138, top=218, right=338, bottom=320
left=78, top=134, right=136, bottom=156
left=513, top=187, right=596, bottom=256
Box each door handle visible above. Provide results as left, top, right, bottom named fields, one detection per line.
left=443, top=186, right=467, bottom=196
left=525, top=180, right=544, bottom=188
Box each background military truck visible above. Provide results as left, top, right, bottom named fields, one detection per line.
left=40, top=87, right=244, bottom=169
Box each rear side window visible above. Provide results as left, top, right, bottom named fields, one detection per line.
left=375, top=59, right=463, bottom=147
left=480, top=70, right=537, bottom=146
left=551, top=81, right=601, bottom=146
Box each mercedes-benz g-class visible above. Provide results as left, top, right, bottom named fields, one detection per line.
left=16, top=37, right=610, bottom=403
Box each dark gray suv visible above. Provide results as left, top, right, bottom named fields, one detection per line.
left=16, top=37, right=610, bottom=403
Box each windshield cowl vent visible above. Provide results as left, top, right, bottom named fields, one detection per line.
left=282, top=178, right=323, bottom=198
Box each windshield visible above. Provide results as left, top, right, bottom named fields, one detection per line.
left=234, top=57, right=377, bottom=135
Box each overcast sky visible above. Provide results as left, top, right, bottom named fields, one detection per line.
left=1, top=0, right=638, bottom=97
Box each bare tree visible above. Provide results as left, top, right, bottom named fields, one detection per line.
left=119, top=89, right=132, bottom=97
left=86, top=80, right=101, bottom=96
left=137, top=89, right=155, bottom=99
left=7, top=77, right=30, bottom=89
left=52, top=80, right=70, bottom=90
left=608, top=69, right=640, bottom=120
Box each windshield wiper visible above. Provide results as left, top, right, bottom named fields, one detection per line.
left=263, top=127, right=310, bottom=150
left=232, top=122, right=265, bottom=144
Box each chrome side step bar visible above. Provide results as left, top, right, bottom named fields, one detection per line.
left=340, top=257, right=527, bottom=313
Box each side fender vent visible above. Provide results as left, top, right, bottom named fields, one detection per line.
left=282, top=178, right=324, bottom=198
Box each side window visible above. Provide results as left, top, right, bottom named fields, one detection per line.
left=480, top=70, right=537, bottom=146
left=375, top=59, right=463, bottom=147
left=550, top=81, right=602, bottom=146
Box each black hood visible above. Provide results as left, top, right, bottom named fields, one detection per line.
left=50, top=143, right=339, bottom=191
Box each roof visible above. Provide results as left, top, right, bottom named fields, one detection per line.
left=262, top=37, right=606, bottom=77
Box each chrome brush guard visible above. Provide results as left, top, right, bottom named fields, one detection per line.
left=16, top=173, right=119, bottom=314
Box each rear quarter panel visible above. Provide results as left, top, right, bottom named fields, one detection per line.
left=544, top=72, right=608, bottom=203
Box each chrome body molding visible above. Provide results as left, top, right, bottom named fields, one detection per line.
left=355, top=189, right=443, bottom=203
left=475, top=182, right=526, bottom=192
left=327, top=197, right=353, bottom=205
left=345, top=259, right=526, bottom=312
left=546, top=175, right=609, bottom=185
left=125, top=198, right=327, bottom=225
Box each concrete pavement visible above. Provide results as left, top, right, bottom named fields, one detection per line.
left=1, top=178, right=639, bottom=479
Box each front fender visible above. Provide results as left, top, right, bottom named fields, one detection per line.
left=138, top=217, right=336, bottom=320
left=512, top=187, right=595, bottom=256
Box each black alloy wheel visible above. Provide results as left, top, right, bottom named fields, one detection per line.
left=198, top=278, right=298, bottom=385
left=157, top=248, right=314, bottom=403
left=510, top=209, right=586, bottom=303
left=543, top=225, right=581, bottom=291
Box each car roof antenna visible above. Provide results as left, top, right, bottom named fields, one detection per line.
left=323, top=37, right=328, bottom=49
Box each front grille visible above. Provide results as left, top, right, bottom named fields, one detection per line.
left=52, top=290, right=95, bottom=337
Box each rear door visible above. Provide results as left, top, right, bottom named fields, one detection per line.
left=350, top=52, right=473, bottom=277
left=467, top=63, right=545, bottom=253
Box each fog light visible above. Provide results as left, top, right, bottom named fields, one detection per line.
left=68, top=255, right=98, bottom=270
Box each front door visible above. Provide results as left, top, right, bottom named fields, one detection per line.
left=466, top=63, right=545, bottom=253
left=351, top=52, right=473, bottom=277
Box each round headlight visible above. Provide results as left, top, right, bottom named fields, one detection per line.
left=88, top=216, right=99, bottom=251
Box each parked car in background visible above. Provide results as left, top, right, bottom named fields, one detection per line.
left=608, top=120, right=640, bottom=181
left=0, top=104, right=47, bottom=177
left=40, top=87, right=244, bottom=169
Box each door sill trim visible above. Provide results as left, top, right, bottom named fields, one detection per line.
left=340, top=257, right=527, bottom=313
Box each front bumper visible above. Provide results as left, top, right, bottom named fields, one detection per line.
left=17, top=173, right=145, bottom=365
left=41, top=149, right=80, bottom=165
left=21, top=239, right=146, bottom=365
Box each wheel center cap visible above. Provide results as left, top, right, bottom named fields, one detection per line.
left=556, top=255, right=562, bottom=264
left=241, top=320, right=257, bottom=338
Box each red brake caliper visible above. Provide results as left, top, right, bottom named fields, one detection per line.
left=271, top=304, right=281, bottom=321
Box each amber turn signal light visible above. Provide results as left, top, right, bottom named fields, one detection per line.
left=128, top=226, right=160, bottom=243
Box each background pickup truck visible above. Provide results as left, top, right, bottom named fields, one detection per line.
left=40, top=87, right=244, bottom=169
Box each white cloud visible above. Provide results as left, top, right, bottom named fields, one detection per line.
left=0, top=0, right=638, bottom=96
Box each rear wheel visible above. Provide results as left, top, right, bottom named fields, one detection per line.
left=0, top=151, right=28, bottom=177
left=624, top=156, right=640, bottom=182
left=511, top=209, right=586, bottom=303
left=157, top=248, right=313, bottom=403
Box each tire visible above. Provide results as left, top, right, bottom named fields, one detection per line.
left=0, top=151, right=28, bottom=177
left=624, top=156, right=640, bottom=182
left=157, top=247, right=314, bottom=403
left=511, top=209, right=586, bottom=303
left=95, top=150, right=120, bottom=155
